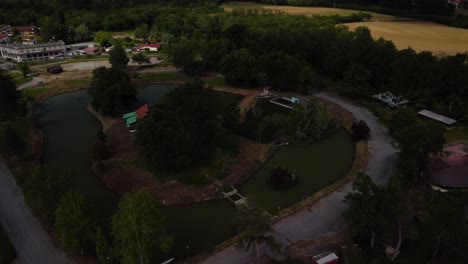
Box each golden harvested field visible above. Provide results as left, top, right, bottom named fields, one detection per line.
left=346, top=21, right=468, bottom=55
left=223, top=2, right=396, bottom=21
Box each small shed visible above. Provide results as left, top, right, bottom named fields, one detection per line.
left=309, top=252, right=339, bottom=264
left=418, top=110, right=456, bottom=127
left=135, top=104, right=149, bottom=119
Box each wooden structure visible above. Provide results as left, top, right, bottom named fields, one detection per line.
left=221, top=186, right=247, bottom=207
left=122, top=104, right=150, bottom=131
left=372, top=92, right=409, bottom=108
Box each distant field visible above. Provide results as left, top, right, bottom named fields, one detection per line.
left=223, top=2, right=396, bottom=21
left=346, top=21, right=468, bottom=55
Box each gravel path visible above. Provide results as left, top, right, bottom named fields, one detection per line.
left=201, top=92, right=398, bottom=263
left=0, top=158, right=71, bottom=264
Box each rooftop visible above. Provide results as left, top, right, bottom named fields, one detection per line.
left=0, top=40, right=65, bottom=50
left=418, top=110, right=456, bottom=126
left=432, top=165, right=468, bottom=188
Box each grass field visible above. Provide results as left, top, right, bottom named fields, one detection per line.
left=346, top=21, right=468, bottom=55
left=223, top=2, right=396, bottom=21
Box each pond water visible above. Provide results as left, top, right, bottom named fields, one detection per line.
left=38, top=85, right=354, bottom=261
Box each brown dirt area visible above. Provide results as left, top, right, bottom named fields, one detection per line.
left=88, top=103, right=270, bottom=206
left=345, top=21, right=468, bottom=55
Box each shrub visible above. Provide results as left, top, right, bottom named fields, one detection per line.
left=351, top=120, right=370, bottom=142
left=270, top=167, right=297, bottom=189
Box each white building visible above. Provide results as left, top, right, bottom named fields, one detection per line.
left=0, top=40, right=66, bottom=62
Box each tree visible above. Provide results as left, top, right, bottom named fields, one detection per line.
left=288, top=100, right=330, bottom=141
left=137, top=80, right=219, bottom=172
left=95, top=31, right=112, bottom=47
left=39, top=16, right=68, bottom=41
left=109, top=44, right=129, bottom=69
left=340, top=63, right=372, bottom=99
left=0, top=72, right=19, bottom=121
left=73, top=23, right=91, bottom=43
left=88, top=67, right=136, bottom=115
left=169, top=40, right=199, bottom=75
left=4, top=125, right=25, bottom=155
left=351, top=120, right=370, bottom=142
left=55, top=190, right=96, bottom=254
left=96, top=227, right=114, bottom=264
left=220, top=49, right=258, bottom=87
left=112, top=190, right=173, bottom=264
left=270, top=167, right=296, bottom=189
left=344, top=174, right=384, bottom=252
left=18, top=61, right=31, bottom=77
left=134, top=24, right=149, bottom=39
left=236, top=202, right=280, bottom=264
left=131, top=53, right=151, bottom=66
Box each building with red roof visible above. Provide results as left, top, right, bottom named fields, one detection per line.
left=0, top=34, right=8, bottom=43
left=135, top=104, right=149, bottom=119
left=137, top=44, right=161, bottom=52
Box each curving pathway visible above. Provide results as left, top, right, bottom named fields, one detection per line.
left=201, top=92, right=398, bottom=264
left=0, top=158, right=71, bottom=264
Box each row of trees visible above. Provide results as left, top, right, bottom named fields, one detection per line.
left=165, top=11, right=468, bottom=121
left=23, top=168, right=173, bottom=263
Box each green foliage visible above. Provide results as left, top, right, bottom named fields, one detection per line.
left=131, top=53, right=151, bottom=66
left=23, top=167, right=72, bottom=221
left=39, top=16, right=68, bottom=41
left=220, top=49, right=258, bottom=87
left=236, top=201, right=281, bottom=261
left=17, top=62, right=31, bottom=78
left=344, top=174, right=384, bottom=252
left=55, top=190, right=96, bottom=253
left=0, top=72, right=19, bottom=121
left=112, top=190, right=173, bottom=264
left=4, top=125, right=25, bottom=155
left=169, top=40, right=200, bottom=75
left=389, top=108, right=446, bottom=184
left=73, top=23, right=92, bottom=43
left=92, top=139, right=106, bottom=161
left=88, top=67, right=136, bottom=115
left=96, top=227, right=114, bottom=264
left=137, top=80, right=219, bottom=172
left=109, top=45, right=129, bottom=70
left=95, top=31, right=112, bottom=47
left=351, top=120, right=370, bottom=142
left=270, top=167, right=297, bottom=189
left=289, top=100, right=331, bottom=141
left=134, top=23, right=149, bottom=39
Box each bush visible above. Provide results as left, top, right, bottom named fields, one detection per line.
left=92, top=139, right=106, bottom=161
left=351, top=120, right=370, bottom=142
left=4, top=125, right=25, bottom=155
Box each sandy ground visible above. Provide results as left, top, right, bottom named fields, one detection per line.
left=0, top=158, right=71, bottom=264
left=345, top=21, right=468, bottom=55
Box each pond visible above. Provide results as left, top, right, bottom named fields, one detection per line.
left=38, top=85, right=354, bottom=261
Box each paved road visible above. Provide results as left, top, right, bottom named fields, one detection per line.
left=0, top=158, right=71, bottom=264
left=201, top=92, right=398, bottom=263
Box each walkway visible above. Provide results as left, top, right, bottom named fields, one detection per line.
left=201, top=92, right=398, bottom=263
left=0, top=158, right=71, bottom=264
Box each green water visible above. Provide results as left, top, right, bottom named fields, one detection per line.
left=38, top=85, right=354, bottom=261
left=239, top=130, right=355, bottom=212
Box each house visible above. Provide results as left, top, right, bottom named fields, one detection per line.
left=0, top=25, right=37, bottom=40
left=122, top=104, right=150, bottom=131
left=0, top=34, right=8, bottom=43
left=0, top=40, right=66, bottom=62
left=308, top=252, right=339, bottom=264
left=84, top=47, right=101, bottom=55
left=418, top=110, right=456, bottom=127
left=136, top=43, right=161, bottom=52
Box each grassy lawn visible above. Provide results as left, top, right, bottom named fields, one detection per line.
left=137, top=72, right=189, bottom=81
left=8, top=71, right=33, bottom=86
left=21, top=86, right=57, bottom=99
left=64, top=78, right=91, bottom=87
left=203, top=76, right=225, bottom=87
left=445, top=126, right=468, bottom=143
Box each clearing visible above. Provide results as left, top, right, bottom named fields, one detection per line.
left=223, top=2, right=396, bottom=21
left=345, top=21, right=468, bottom=55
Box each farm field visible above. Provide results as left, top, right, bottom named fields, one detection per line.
left=346, top=21, right=468, bottom=55
left=223, top=1, right=396, bottom=21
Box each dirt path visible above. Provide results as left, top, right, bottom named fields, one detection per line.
left=200, top=92, right=398, bottom=264
left=0, top=158, right=71, bottom=264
